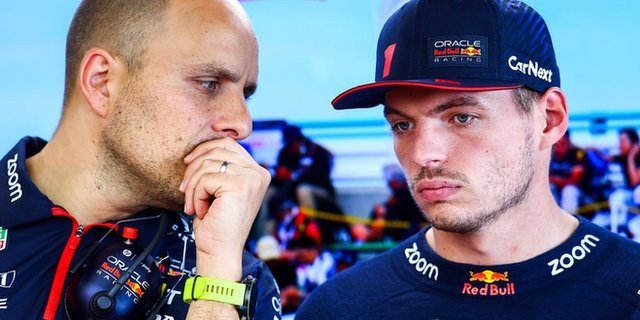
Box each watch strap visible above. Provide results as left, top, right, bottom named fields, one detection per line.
left=183, top=275, right=247, bottom=306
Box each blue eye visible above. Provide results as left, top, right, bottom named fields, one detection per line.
left=198, top=80, right=219, bottom=94
left=453, top=113, right=476, bottom=124
left=391, top=121, right=412, bottom=134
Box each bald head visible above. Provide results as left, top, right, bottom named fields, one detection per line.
left=63, top=0, right=257, bottom=110
left=63, top=0, right=171, bottom=107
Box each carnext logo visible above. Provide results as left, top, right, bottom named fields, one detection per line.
left=404, top=242, right=439, bottom=280
left=508, top=55, right=553, bottom=83
left=7, top=154, right=22, bottom=203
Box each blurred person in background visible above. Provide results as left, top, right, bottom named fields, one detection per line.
left=549, top=130, right=586, bottom=213
left=255, top=235, right=301, bottom=316
left=273, top=125, right=337, bottom=212
left=266, top=124, right=346, bottom=244
left=275, top=201, right=322, bottom=250
left=608, top=128, right=640, bottom=237
left=286, top=236, right=336, bottom=299
left=351, top=163, right=424, bottom=242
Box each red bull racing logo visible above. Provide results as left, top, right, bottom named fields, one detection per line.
left=428, top=36, right=488, bottom=68
left=126, top=279, right=146, bottom=298
left=469, top=270, right=509, bottom=283
left=462, top=270, right=516, bottom=296
left=460, top=46, right=481, bottom=57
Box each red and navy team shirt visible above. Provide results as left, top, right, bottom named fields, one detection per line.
left=0, top=137, right=282, bottom=319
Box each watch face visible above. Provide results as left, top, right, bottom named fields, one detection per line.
left=241, top=275, right=257, bottom=320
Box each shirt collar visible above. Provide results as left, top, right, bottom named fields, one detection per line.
left=0, top=136, right=54, bottom=228
left=394, top=216, right=614, bottom=296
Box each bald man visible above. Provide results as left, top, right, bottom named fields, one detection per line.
left=0, top=0, right=280, bottom=319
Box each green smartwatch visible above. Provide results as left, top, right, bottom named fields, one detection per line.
left=183, top=275, right=256, bottom=320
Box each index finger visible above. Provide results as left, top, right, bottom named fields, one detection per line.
left=184, top=137, right=251, bottom=164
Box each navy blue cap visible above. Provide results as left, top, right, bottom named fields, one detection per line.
left=332, top=0, right=560, bottom=109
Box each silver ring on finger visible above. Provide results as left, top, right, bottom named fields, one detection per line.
left=219, top=160, right=231, bottom=174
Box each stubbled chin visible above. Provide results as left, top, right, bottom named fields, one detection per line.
left=418, top=200, right=453, bottom=213
left=421, top=203, right=464, bottom=222
left=143, top=182, right=185, bottom=213
left=155, top=196, right=184, bottom=213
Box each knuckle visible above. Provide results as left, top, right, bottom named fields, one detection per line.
left=200, top=158, right=216, bottom=168
left=257, top=165, right=271, bottom=180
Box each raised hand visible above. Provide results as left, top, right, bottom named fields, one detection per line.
left=180, top=137, right=271, bottom=279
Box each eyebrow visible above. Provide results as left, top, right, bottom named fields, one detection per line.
left=384, top=95, right=484, bottom=118
left=187, top=63, right=258, bottom=98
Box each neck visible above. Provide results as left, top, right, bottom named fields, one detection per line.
left=426, top=185, right=579, bottom=266
left=26, top=112, right=145, bottom=225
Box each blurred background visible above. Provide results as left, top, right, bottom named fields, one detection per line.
left=2, top=1, right=640, bottom=317
left=2, top=0, right=639, bottom=186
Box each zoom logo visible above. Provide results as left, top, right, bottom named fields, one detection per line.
left=7, top=154, right=22, bottom=203
left=548, top=234, right=599, bottom=276
left=404, top=242, right=439, bottom=280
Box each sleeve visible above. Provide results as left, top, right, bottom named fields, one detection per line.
left=242, top=250, right=282, bottom=320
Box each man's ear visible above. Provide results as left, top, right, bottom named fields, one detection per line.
left=78, top=48, right=123, bottom=118
left=539, top=87, right=569, bottom=150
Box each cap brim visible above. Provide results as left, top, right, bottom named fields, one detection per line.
left=331, top=79, right=524, bottom=110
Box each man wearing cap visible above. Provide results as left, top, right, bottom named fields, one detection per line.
left=0, top=0, right=280, bottom=319
left=295, top=0, right=640, bottom=318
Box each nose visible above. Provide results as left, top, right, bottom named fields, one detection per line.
left=404, top=124, right=448, bottom=168
left=210, top=91, right=252, bottom=140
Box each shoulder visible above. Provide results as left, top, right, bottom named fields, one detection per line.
left=592, top=236, right=640, bottom=308
left=574, top=220, right=640, bottom=305
left=580, top=218, right=640, bottom=261
left=296, top=236, right=421, bottom=319
left=599, top=233, right=640, bottom=271
left=295, top=254, right=393, bottom=319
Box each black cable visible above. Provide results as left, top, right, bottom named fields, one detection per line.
left=107, top=212, right=169, bottom=298
left=69, top=215, right=162, bottom=275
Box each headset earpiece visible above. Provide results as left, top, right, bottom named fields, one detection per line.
left=90, top=292, right=115, bottom=317
left=65, top=214, right=169, bottom=319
